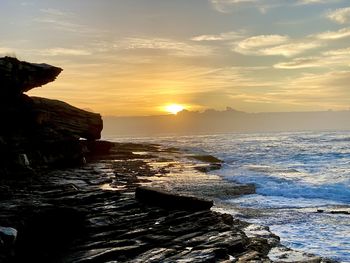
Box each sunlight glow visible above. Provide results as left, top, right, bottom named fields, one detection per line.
left=165, top=104, right=185, bottom=114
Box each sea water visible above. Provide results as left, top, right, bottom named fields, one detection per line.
left=107, top=131, right=350, bottom=262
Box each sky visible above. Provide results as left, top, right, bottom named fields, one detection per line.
left=1, top=0, right=350, bottom=116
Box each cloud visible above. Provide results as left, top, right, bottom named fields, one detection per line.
left=323, top=47, right=350, bottom=56
left=315, top=27, right=350, bottom=39
left=274, top=57, right=322, bottom=69
left=261, top=41, right=322, bottom=57
left=234, top=35, right=320, bottom=57
left=211, top=0, right=257, bottom=10
left=34, top=16, right=84, bottom=33
left=211, top=0, right=257, bottom=4
left=213, top=0, right=257, bottom=2
left=0, top=47, right=16, bottom=55
left=275, top=47, right=350, bottom=69
left=327, top=7, right=350, bottom=24
left=286, top=71, right=350, bottom=94
left=210, top=0, right=275, bottom=13
left=210, top=0, right=343, bottom=14
left=113, top=37, right=214, bottom=57
left=210, top=0, right=287, bottom=14
left=41, top=48, right=91, bottom=56
left=245, top=70, right=350, bottom=110
left=296, top=0, right=334, bottom=5
left=34, top=7, right=99, bottom=35
left=222, top=70, right=350, bottom=111
left=234, top=34, right=289, bottom=54
left=238, top=35, right=289, bottom=48
left=39, top=8, right=70, bottom=17
left=20, top=2, right=34, bottom=6
left=191, top=31, right=245, bottom=41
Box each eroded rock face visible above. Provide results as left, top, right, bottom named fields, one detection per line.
left=0, top=57, right=62, bottom=98
left=0, top=57, right=103, bottom=175
left=31, top=97, right=103, bottom=140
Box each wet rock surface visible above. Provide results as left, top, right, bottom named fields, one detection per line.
left=0, top=143, right=273, bottom=263
left=0, top=143, right=335, bottom=263
left=135, top=186, right=214, bottom=211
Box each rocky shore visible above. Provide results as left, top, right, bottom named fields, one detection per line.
left=0, top=57, right=337, bottom=262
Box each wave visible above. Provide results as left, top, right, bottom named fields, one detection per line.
left=220, top=166, right=350, bottom=204
left=328, top=137, right=350, bottom=143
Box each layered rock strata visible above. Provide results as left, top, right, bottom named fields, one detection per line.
left=0, top=57, right=102, bottom=175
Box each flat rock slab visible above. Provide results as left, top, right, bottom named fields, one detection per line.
left=135, top=186, right=213, bottom=211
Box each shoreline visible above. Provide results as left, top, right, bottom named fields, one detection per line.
left=0, top=141, right=337, bottom=262
left=124, top=142, right=338, bottom=263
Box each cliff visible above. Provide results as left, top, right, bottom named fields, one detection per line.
left=0, top=57, right=103, bottom=176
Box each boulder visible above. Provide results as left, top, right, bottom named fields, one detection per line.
left=0, top=56, right=62, bottom=98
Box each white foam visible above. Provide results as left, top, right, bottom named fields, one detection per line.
left=108, top=131, right=350, bottom=262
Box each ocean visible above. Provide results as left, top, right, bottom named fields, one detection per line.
left=106, top=131, right=350, bottom=262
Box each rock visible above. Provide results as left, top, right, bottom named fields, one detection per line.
left=244, top=224, right=280, bottom=247
left=247, top=237, right=271, bottom=255
left=2, top=142, right=327, bottom=263
left=189, top=154, right=223, bottom=164
left=174, top=247, right=227, bottom=262
left=37, top=136, right=87, bottom=168
left=0, top=57, right=103, bottom=172
left=198, top=231, right=247, bottom=255
left=135, top=186, right=213, bottom=211
left=134, top=248, right=177, bottom=262
left=329, top=210, right=349, bottom=215
left=17, top=153, right=30, bottom=166
left=0, top=57, right=62, bottom=95
left=0, top=56, right=62, bottom=98
left=85, top=140, right=113, bottom=157
left=194, top=163, right=222, bottom=173
left=31, top=97, right=103, bottom=140
left=268, top=246, right=323, bottom=263
left=71, top=244, right=147, bottom=263
left=237, top=250, right=263, bottom=262
left=15, top=206, right=85, bottom=261
left=316, top=209, right=349, bottom=215
left=0, top=226, right=17, bottom=247
left=220, top=213, right=234, bottom=225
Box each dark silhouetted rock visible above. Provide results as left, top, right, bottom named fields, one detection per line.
left=0, top=57, right=103, bottom=174
left=31, top=97, right=103, bottom=140
left=15, top=206, right=85, bottom=262
left=85, top=140, right=113, bottom=157
left=135, top=186, right=213, bottom=211
left=0, top=56, right=62, bottom=99
left=0, top=226, right=17, bottom=247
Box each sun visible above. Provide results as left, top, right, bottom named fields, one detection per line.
left=165, top=104, right=185, bottom=115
